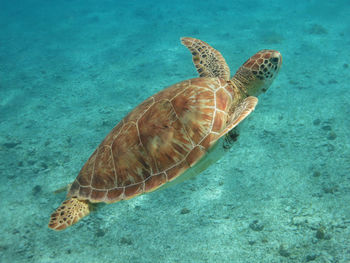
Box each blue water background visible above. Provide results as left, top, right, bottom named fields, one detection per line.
left=0, top=0, right=349, bottom=262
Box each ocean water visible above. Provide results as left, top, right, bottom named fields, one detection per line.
left=0, top=0, right=349, bottom=262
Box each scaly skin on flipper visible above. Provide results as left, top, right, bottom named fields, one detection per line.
left=49, top=198, right=90, bottom=230
left=220, top=96, right=258, bottom=138
left=49, top=37, right=282, bottom=231
left=181, top=37, right=230, bottom=80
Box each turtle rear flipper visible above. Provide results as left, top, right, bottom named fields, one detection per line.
left=53, top=183, right=72, bottom=194
left=48, top=198, right=90, bottom=231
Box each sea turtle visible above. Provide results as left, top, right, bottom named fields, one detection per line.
left=49, top=37, right=282, bottom=230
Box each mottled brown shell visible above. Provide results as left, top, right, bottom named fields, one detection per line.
left=68, top=77, right=234, bottom=203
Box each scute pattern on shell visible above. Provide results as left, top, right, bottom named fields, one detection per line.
left=68, top=77, right=233, bottom=203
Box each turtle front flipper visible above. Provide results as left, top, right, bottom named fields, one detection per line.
left=48, top=197, right=90, bottom=231
left=181, top=37, right=230, bottom=80
left=219, top=96, right=258, bottom=138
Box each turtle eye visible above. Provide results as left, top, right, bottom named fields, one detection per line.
left=270, top=57, right=279, bottom=64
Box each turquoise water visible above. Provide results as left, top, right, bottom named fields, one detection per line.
left=1, top=0, right=349, bottom=262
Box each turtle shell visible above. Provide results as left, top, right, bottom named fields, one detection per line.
left=68, top=77, right=233, bottom=203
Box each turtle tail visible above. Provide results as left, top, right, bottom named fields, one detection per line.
left=48, top=197, right=90, bottom=231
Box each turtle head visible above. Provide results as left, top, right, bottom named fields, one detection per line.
left=232, top=50, right=282, bottom=96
